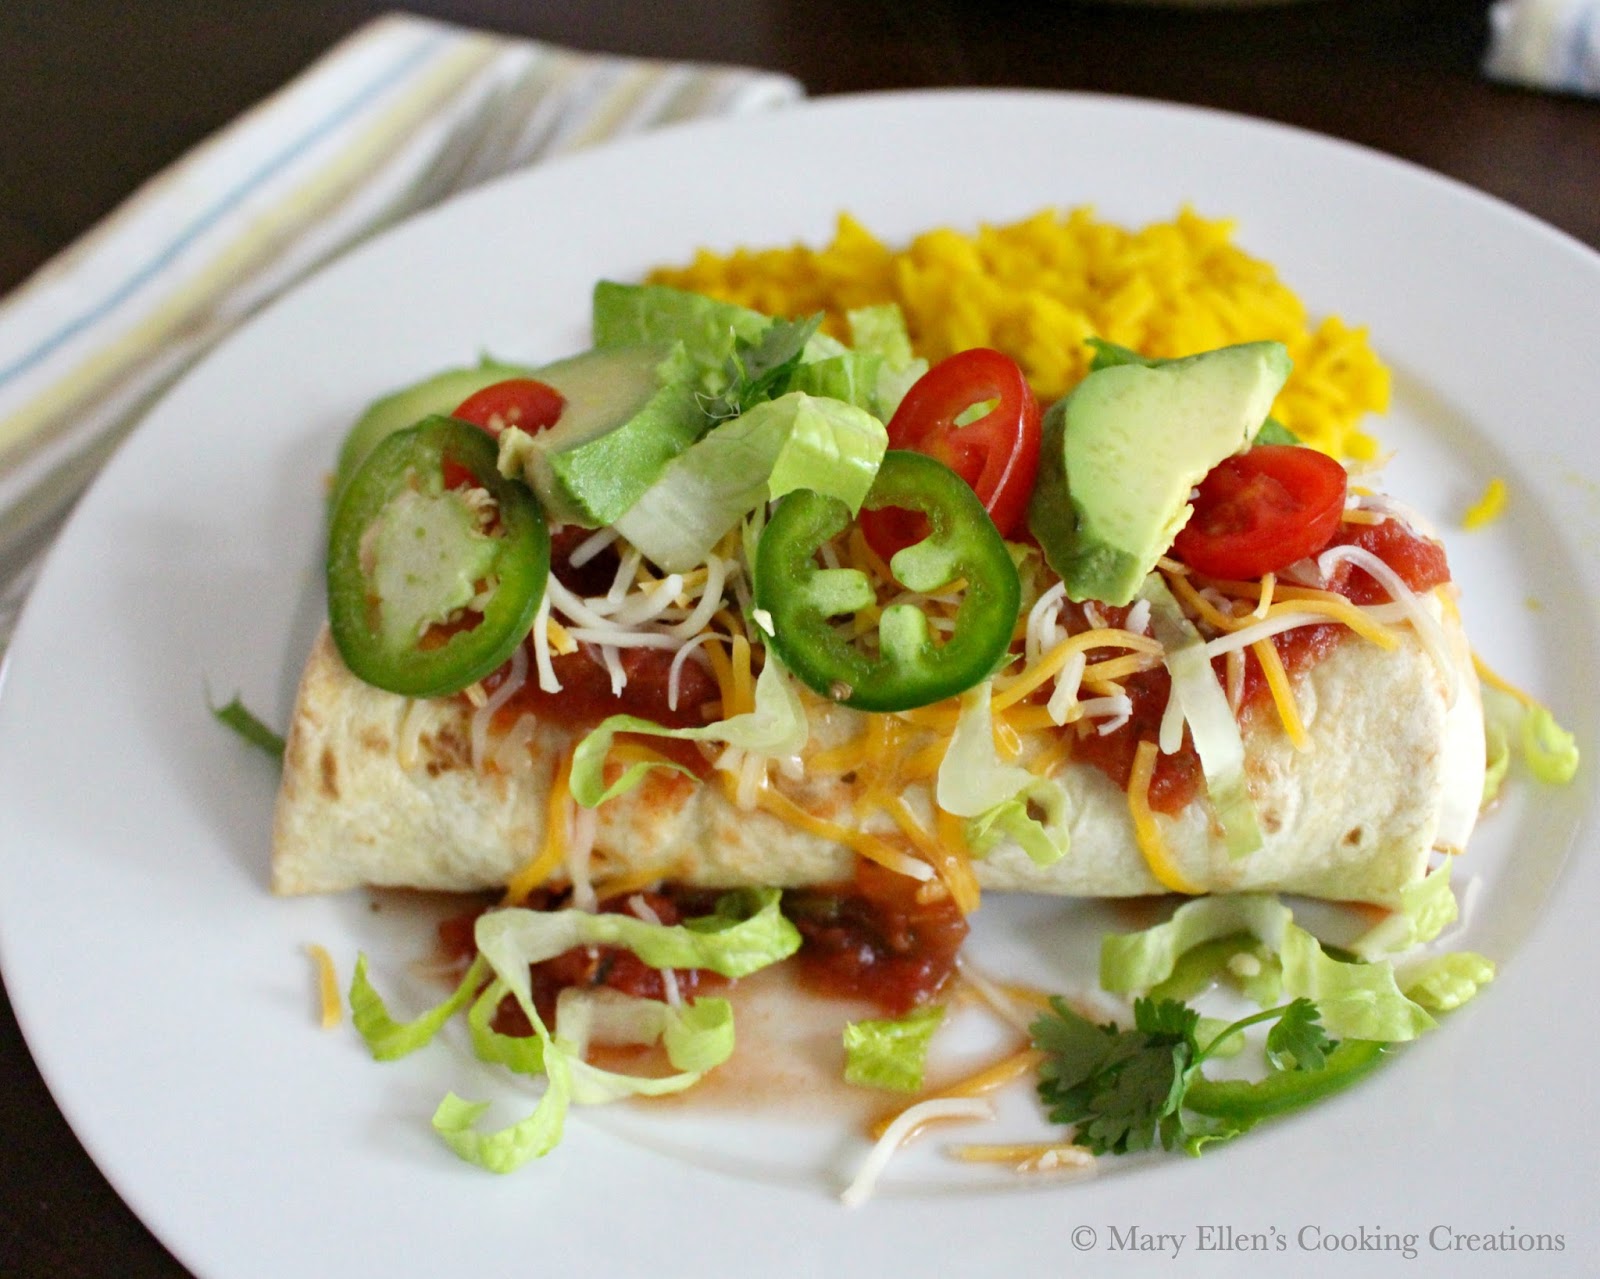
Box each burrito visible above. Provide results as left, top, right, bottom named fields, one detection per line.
left=273, top=598, right=1482, bottom=907
left=274, top=286, right=1486, bottom=916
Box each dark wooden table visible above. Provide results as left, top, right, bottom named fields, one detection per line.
left=2, top=2, right=1596, bottom=1275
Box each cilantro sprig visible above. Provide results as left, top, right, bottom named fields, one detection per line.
left=1032, top=995, right=1343, bottom=1157
left=702, top=313, right=823, bottom=422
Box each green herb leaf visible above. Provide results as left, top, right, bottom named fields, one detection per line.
left=1263, top=998, right=1335, bottom=1071
left=705, top=313, right=823, bottom=421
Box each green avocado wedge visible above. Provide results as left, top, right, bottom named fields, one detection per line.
left=1026, top=341, right=1292, bottom=606
left=333, top=359, right=537, bottom=499
left=495, top=343, right=707, bottom=528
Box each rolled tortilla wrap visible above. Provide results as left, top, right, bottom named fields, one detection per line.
left=272, top=595, right=1482, bottom=909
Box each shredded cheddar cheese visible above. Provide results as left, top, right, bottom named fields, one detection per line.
left=1463, top=477, right=1508, bottom=530
left=304, top=943, right=342, bottom=1029
left=1127, top=740, right=1203, bottom=895
left=504, top=751, right=573, bottom=903
left=1251, top=637, right=1310, bottom=751
left=868, top=1044, right=1045, bottom=1142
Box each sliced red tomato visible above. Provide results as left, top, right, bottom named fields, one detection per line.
left=452, top=378, right=566, bottom=437
left=1172, top=444, right=1348, bottom=579
left=862, top=348, right=1041, bottom=558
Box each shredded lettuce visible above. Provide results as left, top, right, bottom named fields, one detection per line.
left=846, top=303, right=927, bottom=419
left=1348, top=860, right=1459, bottom=960
left=1099, top=895, right=1451, bottom=1042
left=472, top=888, right=800, bottom=980
left=613, top=391, right=887, bottom=573
left=1140, top=575, right=1263, bottom=859
left=842, top=1005, right=946, bottom=1092
left=936, top=683, right=1069, bottom=867
left=349, top=953, right=488, bottom=1061
left=569, top=653, right=809, bottom=808
left=1399, top=952, right=1496, bottom=1011
left=351, top=892, right=798, bottom=1173
left=1481, top=683, right=1580, bottom=800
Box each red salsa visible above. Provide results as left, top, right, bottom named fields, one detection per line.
left=781, top=860, right=969, bottom=1015
left=1058, top=514, right=1450, bottom=814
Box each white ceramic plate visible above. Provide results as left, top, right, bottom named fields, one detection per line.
left=2, top=91, right=1596, bottom=1278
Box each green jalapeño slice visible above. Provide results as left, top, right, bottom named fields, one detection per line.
left=327, top=415, right=549, bottom=698
left=756, top=449, right=1021, bottom=712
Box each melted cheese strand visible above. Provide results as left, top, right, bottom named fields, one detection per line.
left=504, top=752, right=573, bottom=904
left=1203, top=600, right=1406, bottom=658
left=946, top=1142, right=1095, bottom=1173
left=842, top=1098, right=995, bottom=1207
left=664, top=554, right=729, bottom=640
left=531, top=585, right=564, bottom=693
left=470, top=641, right=527, bottom=772
left=992, top=628, right=1160, bottom=711
left=491, top=711, right=540, bottom=777
left=566, top=526, right=620, bottom=568
left=887, top=799, right=979, bottom=915
left=1316, top=543, right=1459, bottom=706
left=1045, top=648, right=1087, bottom=725
left=868, top=1046, right=1043, bottom=1141
left=1128, top=740, right=1203, bottom=894
left=753, top=783, right=934, bottom=881
left=667, top=631, right=725, bottom=713
left=1251, top=637, right=1310, bottom=750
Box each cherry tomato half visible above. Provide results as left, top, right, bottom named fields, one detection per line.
left=452, top=378, right=566, bottom=437
left=1172, top=444, right=1349, bottom=579
left=862, top=348, right=1041, bottom=558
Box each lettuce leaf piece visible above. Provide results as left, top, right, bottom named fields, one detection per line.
left=569, top=652, right=809, bottom=807
left=556, top=989, right=736, bottom=1103
left=936, top=683, right=1037, bottom=817
left=1523, top=704, right=1580, bottom=784
left=473, top=887, right=800, bottom=980
left=962, top=786, right=1069, bottom=867
left=1481, top=683, right=1580, bottom=795
left=788, top=352, right=882, bottom=413
left=1399, top=952, right=1496, bottom=1011
left=842, top=1005, right=946, bottom=1092
left=1348, top=860, right=1459, bottom=961
left=613, top=390, right=887, bottom=572
left=431, top=1062, right=570, bottom=1174
left=438, top=895, right=772, bottom=1173
left=1100, top=895, right=1437, bottom=1042
left=349, top=954, right=488, bottom=1061
left=846, top=303, right=927, bottom=419
left=1140, top=575, right=1263, bottom=859
left=937, top=683, right=1069, bottom=867
left=466, top=978, right=547, bottom=1076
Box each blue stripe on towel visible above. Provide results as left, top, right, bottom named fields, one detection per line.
left=0, top=31, right=448, bottom=394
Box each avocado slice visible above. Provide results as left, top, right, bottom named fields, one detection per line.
left=1026, top=341, right=1291, bottom=606
left=333, top=359, right=536, bottom=497
left=497, top=343, right=708, bottom=528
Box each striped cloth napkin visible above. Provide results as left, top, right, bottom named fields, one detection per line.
left=0, top=13, right=802, bottom=652
left=1484, top=0, right=1600, bottom=95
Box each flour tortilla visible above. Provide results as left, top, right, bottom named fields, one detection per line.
left=272, top=604, right=1482, bottom=908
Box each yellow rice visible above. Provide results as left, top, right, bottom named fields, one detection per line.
left=648, top=207, right=1389, bottom=461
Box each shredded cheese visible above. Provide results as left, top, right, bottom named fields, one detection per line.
left=947, top=1142, right=1095, bottom=1173
left=304, top=943, right=342, bottom=1029
left=841, top=1097, right=995, bottom=1207
left=866, top=1044, right=1044, bottom=1143
left=1251, top=637, right=1310, bottom=750
left=1462, top=477, right=1508, bottom=530
left=503, top=752, right=574, bottom=903
left=1127, top=740, right=1203, bottom=894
